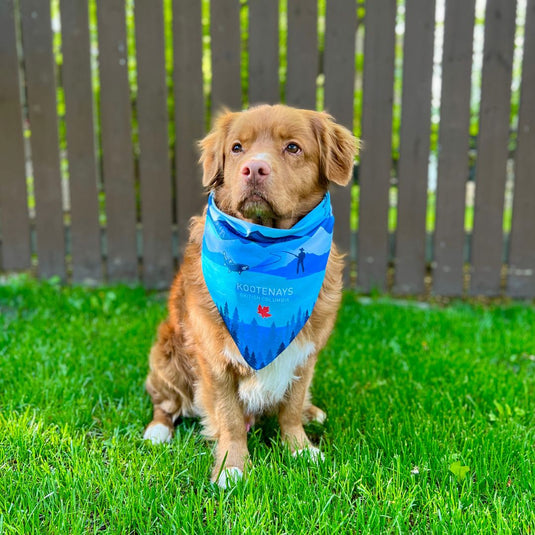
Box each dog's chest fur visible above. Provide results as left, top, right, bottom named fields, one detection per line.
left=224, top=340, right=316, bottom=414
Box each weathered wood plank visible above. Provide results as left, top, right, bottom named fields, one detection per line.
left=96, top=0, right=138, bottom=282
left=323, top=0, right=357, bottom=284
left=286, top=0, right=318, bottom=109
left=210, top=0, right=242, bottom=112
left=470, top=0, right=517, bottom=295
left=173, top=0, right=206, bottom=257
left=19, top=0, right=66, bottom=280
left=324, top=0, right=356, bottom=131
left=134, top=0, right=173, bottom=289
left=60, top=0, right=102, bottom=284
left=248, top=0, right=279, bottom=105
left=507, top=0, right=535, bottom=298
left=432, top=0, right=476, bottom=296
left=357, top=0, right=397, bottom=292
left=0, top=0, right=31, bottom=271
left=394, top=0, right=436, bottom=295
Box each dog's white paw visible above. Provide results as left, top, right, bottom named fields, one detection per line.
left=143, top=423, right=173, bottom=444
left=312, top=409, right=327, bottom=424
left=216, top=467, right=243, bottom=489
left=302, top=406, right=327, bottom=425
left=292, top=446, right=325, bottom=463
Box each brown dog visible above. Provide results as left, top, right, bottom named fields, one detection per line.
left=143, top=104, right=358, bottom=487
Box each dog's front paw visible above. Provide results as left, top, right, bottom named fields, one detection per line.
left=143, top=423, right=173, bottom=444
left=292, top=446, right=325, bottom=463
left=214, top=467, right=244, bottom=489
left=302, top=405, right=327, bottom=425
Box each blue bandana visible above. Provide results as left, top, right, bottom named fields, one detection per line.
left=201, top=192, right=334, bottom=370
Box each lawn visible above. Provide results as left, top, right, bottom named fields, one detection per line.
left=1, top=275, right=534, bottom=533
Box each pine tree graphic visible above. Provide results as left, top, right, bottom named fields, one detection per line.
left=230, top=306, right=240, bottom=338
left=285, top=320, right=291, bottom=341
left=269, top=321, right=277, bottom=341
left=249, top=351, right=257, bottom=368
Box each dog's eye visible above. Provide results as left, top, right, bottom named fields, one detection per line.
left=231, top=142, right=243, bottom=153
left=285, top=142, right=301, bottom=154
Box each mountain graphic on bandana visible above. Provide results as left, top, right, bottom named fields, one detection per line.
left=212, top=217, right=334, bottom=247
left=202, top=192, right=334, bottom=370
left=202, top=248, right=330, bottom=281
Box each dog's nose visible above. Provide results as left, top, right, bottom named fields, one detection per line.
left=240, top=160, right=271, bottom=182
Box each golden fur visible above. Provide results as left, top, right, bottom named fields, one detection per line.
left=143, top=104, right=358, bottom=486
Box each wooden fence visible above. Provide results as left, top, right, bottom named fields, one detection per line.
left=0, top=0, right=534, bottom=298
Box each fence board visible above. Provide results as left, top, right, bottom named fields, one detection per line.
left=323, top=0, right=357, bottom=283
left=357, top=0, right=397, bottom=292
left=507, top=0, right=535, bottom=298
left=19, top=0, right=65, bottom=280
left=394, top=0, right=436, bottom=295
left=134, top=0, right=173, bottom=289
left=248, top=0, right=279, bottom=105
left=0, top=0, right=31, bottom=271
left=210, top=0, right=241, bottom=113
left=173, top=0, right=206, bottom=256
left=286, top=0, right=318, bottom=109
left=96, top=0, right=138, bottom=282
left=470, top=0, right=517, bottom=296
left=433, top=0, right=476, bottom=296
left=60, top=0, right=102, bottom=284
left=3, top=0, right=534, bottom=298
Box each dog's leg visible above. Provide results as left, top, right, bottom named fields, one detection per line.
left=143, top=317, right=200, bottom=444
left=302, top=386, right=327, bottom=425
left=198, top=369, right=249, bottom=488
left=278, top=355, right=324, bottom=461
left=143, top=343, right=184, bottom=444
left=143, top=328, right=194, bottom=444
left=143, top=372, right=179, bottom=444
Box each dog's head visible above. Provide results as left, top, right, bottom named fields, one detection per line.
left=199, top=104, right=359, bottom=228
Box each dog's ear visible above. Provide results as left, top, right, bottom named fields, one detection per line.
left=198, top=110, right=237, bottom=189
left=309, top=112, right=359, bottom=186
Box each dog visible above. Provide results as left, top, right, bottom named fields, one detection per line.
left=143, top=104, right=358, bottom=487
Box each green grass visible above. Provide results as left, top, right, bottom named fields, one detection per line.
left=1, top=275, right=535, bottom=533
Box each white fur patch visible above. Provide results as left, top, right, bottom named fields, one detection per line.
left=223, top=345, right=248, bottom=367
left=249, top=153, right=271, bottom=163
left=143, top=423, right=173, bottom=444
left=237, top=340, right=316, bottom=414
left=311, top=409, right=327, bottom=424
left=216, top=467, right=243, bottom=489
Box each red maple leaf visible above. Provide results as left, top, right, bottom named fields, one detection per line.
left=257, top=304, right=271, bottom=318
